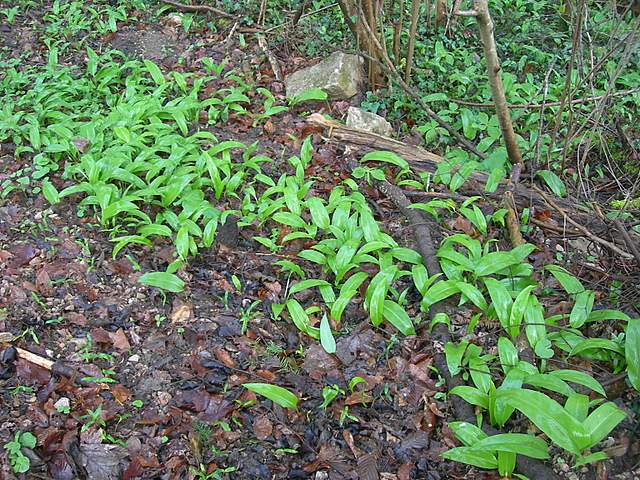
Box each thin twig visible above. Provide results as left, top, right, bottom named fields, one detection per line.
left=449, top=87, right=640, bottom=109
left=534, top=186, right=634, bottom=259
left=613, top=219, right=640, bottom=267
left=263, top=2, right=339, bottom=33
left=160, top=0, right=236, bottom=19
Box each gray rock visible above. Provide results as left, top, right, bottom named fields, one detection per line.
left=285, top=52, right=363, bottom=100
left=346, top=106, right=393, bottom=137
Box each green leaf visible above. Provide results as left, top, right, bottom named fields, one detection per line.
left=144, top=59, right=165, bottom=85
left=138, top=272, right=185, bottom=293
left=422, top=280, right=460, bottom=308
left=626, top=318, right=640, bottom=392
left=524, top=373, right=575, bottom=396
left=565, top=394, right=590, bottom=422
left=289, top=279, right=331, bottom=296
left=273, top=212, right=307, bottom=229
left=361, top=151, right=409, bottom=170
left=508, top=285, right=536, bottom=338
left=545, top=265, right=584, bottom=294
left=475, top=251, right=520, bottom=277
left=42, top=179, right=60, bottom=204
left=450, top=385, right=489, bottom=409
left=548, top=370, right=606, bottom=397
left=320, top=314, right=336, bottom=354
left=449, top=421, right=488, bottom=446
left=306, top=197, right=330, bottom=229
left=569, top=338, right=624, bottom=357
left=20, top=432, right=37, bottom=449
left=442, top=446, right=497, bottom=469
left=175, top=225, right=190, bottom=260
left=242, top=383, right=298, bottom=409
left=587, top=309, right=630, bottom=322
left=366, top=266, right=396, bottom=326
left=536, top=170, right=566, bottom=197
left=456, top=281, right=488, bottom=311
left=298, top=249, right=326, bottom=265
left=498, top=337, right=518, bottom=372
left=445, top=340, right=468, bottom=376
left=574, top=451, right=609, bottom=468
left=474, top=433, right=549, bottom=459
left=484, top=278, right=513, bottom=329
left=382, top=300, right=415, bottom=336
left=583, top=402, right=626, bottom=448
left=286, top=299, right=312, bottom=336
left=499, top=388, right=587, bottom=455
left=485, top=168, right=505, bottom=193
left=569, top=290, right=595, bottom=328
left=289, top=87, right=328, bottom=104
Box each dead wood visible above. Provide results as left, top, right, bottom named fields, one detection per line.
left=306, top=113, right=609, bottom=232
left=161, top=0, right=236, bottom=19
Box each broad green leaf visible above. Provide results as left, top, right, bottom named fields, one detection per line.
left=450, top=386, right=489, bottom=409
left=565, top=394, right=590, bottom=422
left=456, top=281, right=488, bottom=311
left=587, top=309, right=630, bottom=322
left=449, top=421, right=488, bottom=446
left=574, top=451, right=609, bottom=468
left=289, top=279, right=331, bottom=296
left=524, top=373, right=575, bottom=396
left=498, top=451, right=516, bottom=478
left=366, top=266, right=396, bottom=326
left=626, top=318, right=640, bottom=392
left=422, top=280, right=460, bottom=307
left=569, top=290, right=595, bottom=328
left=508, top=285, right=536, bottom=338
left=175, top=225, right=190, bottom=260
left=569, top=338, right=624, bottom=357
left=442, top=447, right=497, bottom=469
left=298, top=249, right=326, bottom=265
left=139, top=272, right=185, bottom=293
left=474, top=433, right=549, bottom=459
left=499, top=388, right=587, bottom=454
left=361, top=151, right=409, bottom=170
left=524, top=295, right=552, bottom=358
left=445, top=340, right=468, bottom=376
left=498, top=337, right=518, bottom=372
left=144, top=60, right=166, bottom=85
left=545, top=265, right=584, bottom=294
left=320, top=314, right=336, bottom=354
left=306, top=197, right=330, bottom=229
left=242, top=383, right=298, bottom=409
left=42, top=179, right=60, bottom=204
left=485, top=167, right=505, bottom=193
left=583, top=402, right=626, bottom=448
left=273, top=211, right=307, bottom=229
left=536, top=170, right=566, bottom=197
left=475, top=251, right=520, bottom=277
left=548, top=370, right=606, bottom=397
left=286, top=299, right=313, bottom=337
left=382, top=300, right=415, bottom=336
left=289, top=87, right=328, bottom=104
left=484, top=278, right=513, bottom=329
left=138, top=224, right=173, bottom=237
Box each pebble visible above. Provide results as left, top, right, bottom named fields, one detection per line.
left=128, top=354, right=140, bottom=363
left=54, top=397, right=70, bottom=411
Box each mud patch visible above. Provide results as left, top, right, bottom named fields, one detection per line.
left=110, top=28, right=182, bottom=64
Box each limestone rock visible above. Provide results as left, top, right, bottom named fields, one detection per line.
left=285, top=52, right=363, bottom=100
left=346, top=107, right=393, bottom=137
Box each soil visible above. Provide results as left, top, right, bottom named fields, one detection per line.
left=0, top=2, right=639, bottom=480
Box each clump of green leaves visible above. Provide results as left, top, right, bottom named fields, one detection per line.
left=4, top=431, right=37, bottom=473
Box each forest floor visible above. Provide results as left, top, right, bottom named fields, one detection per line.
left=0, top=2, right=639, bottom=480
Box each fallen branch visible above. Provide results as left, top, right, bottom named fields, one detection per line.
left=161, top=0, right=236, bottom=19
left=307, top=113, right=606, bottom=231
left=449, top=87, right=640, bottom=109
left=534, top=186, right=634, bottom=260
left=613, top=219, right=640, bottom=267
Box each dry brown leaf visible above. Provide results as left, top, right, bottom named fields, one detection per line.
left=252, top=415, right=273, bottom=440
left=109, top=329, right=131, bottom=351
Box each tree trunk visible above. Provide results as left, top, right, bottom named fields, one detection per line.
left=472, top=0, right=523, bottom=165
left=435, top=0, right=447, bottom=26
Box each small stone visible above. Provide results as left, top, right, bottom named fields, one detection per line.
left=128, top=354, right=140, bottom=363
left=285, top=52, right=364, bottom=101
left=54, top=397, right=70, bottom=411
left=346, top=107, right=393, bottom=137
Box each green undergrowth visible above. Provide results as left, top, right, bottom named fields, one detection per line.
left=0, top=22, right=639, bottom=480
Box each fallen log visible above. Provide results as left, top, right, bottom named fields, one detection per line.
left=307, top=113, right=608, bottom=233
